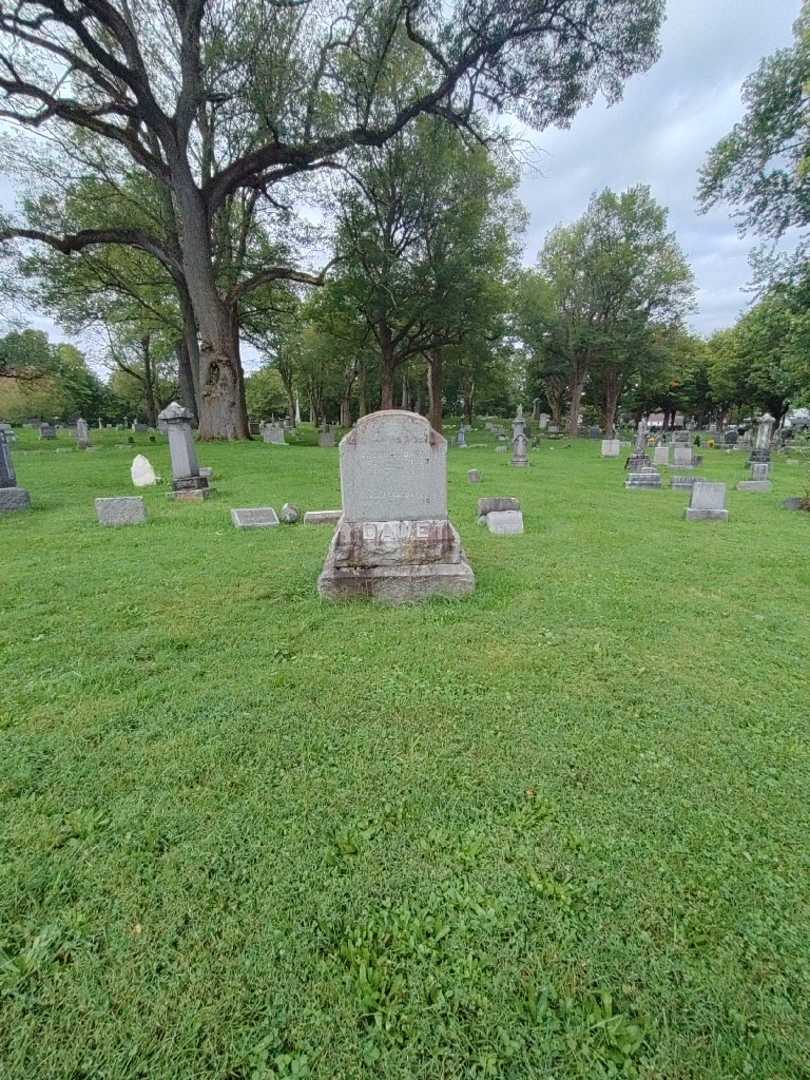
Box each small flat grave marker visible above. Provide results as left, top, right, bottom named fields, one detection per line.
left=231, top=507, right=279, bottom=529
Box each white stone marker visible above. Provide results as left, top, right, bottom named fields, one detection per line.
left=131, top=454, right=158, bottom=487
left=601, top=439, right=620, bottom=457
left=96, top=497, right=147, bottom=526
left=231, top=507, right=280, bottom=528
left=685, top=481, right=728, bottom=522
left=467, top=469, right=481, bottom=483
left=653, top=444, right=669, bottom=466
left=672, top=446, right=694, bottom=468
left=318, top=410, right=474, bottom=602
left=486, top=510, right=524, bottom=535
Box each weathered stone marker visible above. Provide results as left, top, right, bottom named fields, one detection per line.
left=0, top=430, right=31, bottom=512
left=672, top=445, right=694, bottom=468
left=96, top=497, right=147, bottom=526
left=476, top=497, right=524, bottom=534
left=158, top=401, right=211, bottom=501
left=231, top=507, right=279, bottom=528
left=627, top=419, right=652, bottom=471
left=262, top=422, right=287, bottom=446
left=318, top=430, right=336, bottom=448
left=456, top=428, right=467, bottom=448
left=653, top=444, right=670, bottom=466
left=601, top=439, right=620, bottom=457
left=685, top=481, right=728, bottom=522
left=511, top=406, right=529, bottom=467
left=39, top=422, right=55, bottom=440
left=303, top=510, right=342, bottom=526
left=467, top=469, right=481, bottom=483
left=318, top=410, right=474, bottom=602
left=131, top=454, right=158, bottom=487
left=76, top=417, right=91, bottom=449
left=738, top=414, right=775, bottom=491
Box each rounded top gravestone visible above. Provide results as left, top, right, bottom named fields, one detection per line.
left=339, top=410, right=447, bottom=523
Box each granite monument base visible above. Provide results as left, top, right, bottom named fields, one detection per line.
left=318, top=518, right=474, bottom=603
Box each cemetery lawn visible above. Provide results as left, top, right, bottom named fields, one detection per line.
left=2, top=428, right=810, bottom=1080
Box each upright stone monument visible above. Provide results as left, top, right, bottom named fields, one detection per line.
left=317, top=410, right=474, bottom=603
left=158, top=401, right=211, bottom=501
left=0, top=430, right=31, bottom=512
left=601, top=439, right=620, bottom=457
left=738, top=413, right=775, bottom=491
left=456, top=427, right=467, bottom=448
left=318, top=428, right=336, bottom=448
left=262, top=422, right=286, bottom=446
left=672, top=445, right=695, bottom=468
left=627, top=419, right=652, bottom=470
left=653, top=444, right=670, bottom=466
left=39, top=422, right=55, bottom=440
left=511, top=406, right=529, bottom=467
left=76, top=417, right=91, bottom=449
left=750, top=412, right=775, bottom=469
left=685, top=481, right=728, bottom=522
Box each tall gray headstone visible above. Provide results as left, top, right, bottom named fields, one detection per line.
left=0, top=431, right=31, bottom=511
left=318, top=410, right=474, bottom=602
left=601, top=439, right=620, bottom=457
left=39, top=422, right=55, bottom=440
left=511, top=406, right=529, bottom=467
left=158, top=401, right=211, bottom=501
left=76, top=417, right=90, bottom=449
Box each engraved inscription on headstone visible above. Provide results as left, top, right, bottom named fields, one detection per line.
left=318, top=410, right=473, bottom=602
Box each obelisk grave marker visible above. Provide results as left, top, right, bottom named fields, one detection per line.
left=318, top=410, right=474, bottom=603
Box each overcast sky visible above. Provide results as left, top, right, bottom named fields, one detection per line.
left=0, top=0, right=801, bottom=358
left=514, top=0, right=800, bottom=336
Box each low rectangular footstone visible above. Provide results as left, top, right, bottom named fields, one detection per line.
left=737, top=480, right=773, bottom=492
left=0, top=487, right=31, bottom=512
left=477, top=496, right=520, bottom=515
left=486, top=510, right=524, bottom=535
left=304, top=510, right=342, bottom=526
left=625, top=472, right=662, bottom=488
left=231, top=506, right=279, bottom=528
left=95, top=496, right=147, bottom=526
left=671, top=475, right=704, bottom=490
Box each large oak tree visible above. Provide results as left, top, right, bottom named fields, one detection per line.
left=0, top=0, right=662, bottom=437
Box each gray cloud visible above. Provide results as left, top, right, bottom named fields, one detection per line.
left=514, top=0, right=800, bottom=335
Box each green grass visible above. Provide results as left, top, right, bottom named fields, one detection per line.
left=1, top=426, right=809, bottom=1079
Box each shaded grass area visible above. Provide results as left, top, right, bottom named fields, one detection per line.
left=1, top=428, right=809, bottom=1078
